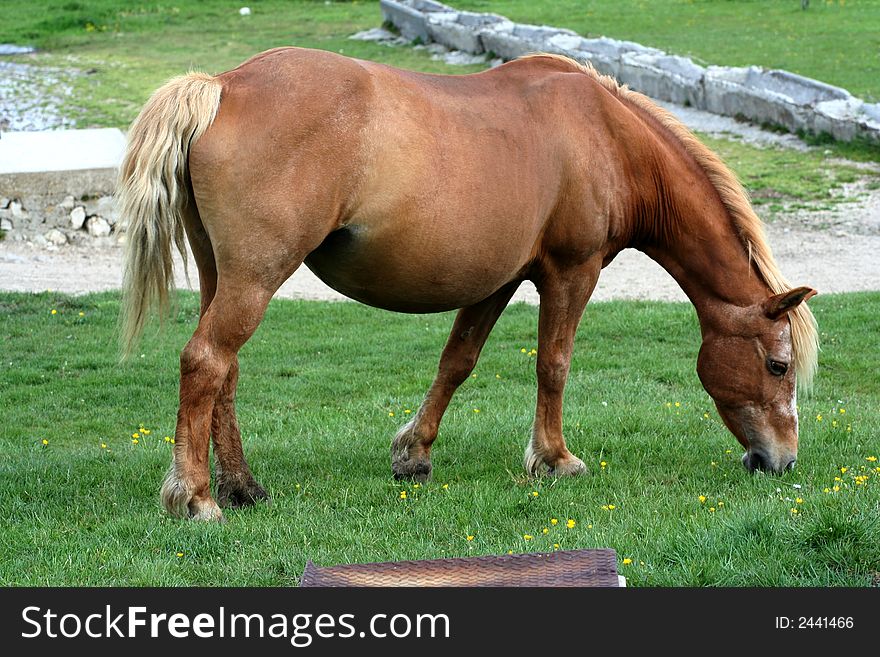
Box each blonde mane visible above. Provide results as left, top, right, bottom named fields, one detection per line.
left=526, top=54, right=819, bottom=391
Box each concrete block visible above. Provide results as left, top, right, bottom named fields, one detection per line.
left=426, top=11, right=507, bottom=54
left=479, top=22, right=576, bottom=60
left=545, top=34, right=663, bottom=79
left=0, top=128, right=125, bottom=175
left=618, top=53, right=705, bottom=107
left=380, top=0, right=434, bottom=42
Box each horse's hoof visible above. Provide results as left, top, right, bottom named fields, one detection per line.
left=188, top=496, right=226, bottom=522
left=549, top=455, right=587, bottom=477
left=217, top=476, right=269, bottom=509
left=160, top=469, right=194, bottom=518
left=392, top=456, right=432, bottom=482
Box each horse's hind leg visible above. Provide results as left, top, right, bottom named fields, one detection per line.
left=525, top=257, right=602, bottom=476
left=182, top=215, right=267, bottom=511
left=212, top=357, right=268, bottom=508
left=392, top=281, right=519, bottom=481
left=162, top=277, right=276, bottom=521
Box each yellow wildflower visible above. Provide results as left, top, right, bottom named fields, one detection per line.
left=399, top=491, right=407, bottom=499
left=523, top=534, right=533, bottom=540
left=699, top=495, right=707, bottom=503
left=466, top=535, right=474, bottom=541
left=176, top=552, right=184, bottom=558
left=550, top=518, right=558, bottom=525
left=622, top=558, right=632, bottom=565
left=567, top=519, right=576, bottom=528
left=542, top=528, right=549, bottom=535
left=51, top=309, right=57, bottom=315
left=840, top=467, right=848, bottom=474
left=531, top=491, right=539, bottom=497
left=795, top=497, right=803, bottom=504
left=132, top=438, right=139, bottom=445
left=867, top=456, right=877, bottom=462
left=41, top=439, right=48, bottom=446
left=833, top=486, right=840, bottom=492
left=101, top=442, right=107, bottom=449
left=790, top=508, right=798, bottom=514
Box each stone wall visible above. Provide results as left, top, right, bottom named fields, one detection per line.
left=0, top=128, right=125, bottom=246
left=380, top=0, right=880, bottom=143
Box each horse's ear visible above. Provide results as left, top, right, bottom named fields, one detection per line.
left=763, top=287, right=817, bottom=320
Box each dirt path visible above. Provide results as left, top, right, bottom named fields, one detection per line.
left=2, top=209, right=878, bottom=303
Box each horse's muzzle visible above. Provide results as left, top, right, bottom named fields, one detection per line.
left=742, top=450, right=796, bottom=474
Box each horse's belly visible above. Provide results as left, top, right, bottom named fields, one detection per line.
left=303, top=225, right=523, bottom=313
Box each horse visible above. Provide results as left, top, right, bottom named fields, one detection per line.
left=118, top=48, right=819, bottom=521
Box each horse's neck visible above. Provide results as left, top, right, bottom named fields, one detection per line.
left=637, top=173, right=769, bottom=330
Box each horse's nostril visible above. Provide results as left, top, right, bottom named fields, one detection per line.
left=744, top=450, right=768, bottom=472
left=785, top=459, right=797, bottom=471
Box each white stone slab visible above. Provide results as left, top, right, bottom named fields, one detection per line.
left=0, top=128, right=126, bottom=175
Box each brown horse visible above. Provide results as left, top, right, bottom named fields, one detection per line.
left=118, top=48, right=818, bottom=521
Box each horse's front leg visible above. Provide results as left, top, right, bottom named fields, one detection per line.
left=391, top=281, right=520, bottom=481
left=525, top=257, right=602, bottom=476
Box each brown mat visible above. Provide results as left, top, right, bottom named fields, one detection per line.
left=300, top=548, right=620, bottom=587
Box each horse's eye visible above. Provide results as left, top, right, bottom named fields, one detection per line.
left=767, top=359, right=789, bottom=376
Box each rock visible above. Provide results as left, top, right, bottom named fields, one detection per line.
left=10, top=201, right=27, bottom=218
left=86, top=215, right=111, bottom=237
left=44, top=228, right=68, bottom=246
left=59, top=195, right=75, bottom=211
left=0, top=197, right=9, bottom=209
left=86, top=196, right=119, bottom=226
left=0, top=44, right=36, bottom=55
left=1, top=218, right=12, bottom=231
left=70, top=206, right=86, bottom=229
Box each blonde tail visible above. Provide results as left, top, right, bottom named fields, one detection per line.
left=117, top=73, right=222, bottom=358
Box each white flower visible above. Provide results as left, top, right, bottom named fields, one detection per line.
left=239, top=7, right=251, bottom=16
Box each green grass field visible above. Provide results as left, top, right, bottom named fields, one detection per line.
left=1, top=291, right=877, bottom=586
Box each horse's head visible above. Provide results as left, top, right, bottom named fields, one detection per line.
left=696, top=287, right=817, bottom=474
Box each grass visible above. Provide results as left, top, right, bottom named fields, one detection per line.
left=457, top=0, right=880, bottom=103
left=1, top=291, right=878, bottom=586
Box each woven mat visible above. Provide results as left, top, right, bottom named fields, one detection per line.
left=300, top=548, right=620, bottom=587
